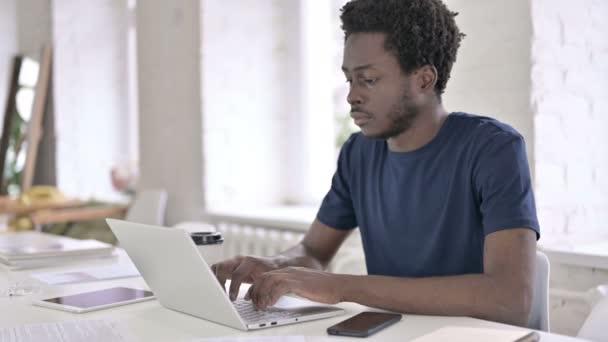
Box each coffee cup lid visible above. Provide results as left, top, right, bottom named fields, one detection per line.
left=190, top=232, right=224, bottom=245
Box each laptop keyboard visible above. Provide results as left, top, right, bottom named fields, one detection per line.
left=233, top=299, right=302, bottom=323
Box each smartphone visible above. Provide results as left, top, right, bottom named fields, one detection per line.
left=32, top=287, right=155, bottom=313
left=327, top=311, right=402, bottom=337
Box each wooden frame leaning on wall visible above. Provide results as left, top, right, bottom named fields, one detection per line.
left=0, top=45, right=52, bottom=196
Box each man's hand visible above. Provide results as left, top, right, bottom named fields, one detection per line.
left=211, top=256, right=282, bottom=301
left=211, top=220, right=351, bottom=304
left=245, top=266, right=345, bottom=310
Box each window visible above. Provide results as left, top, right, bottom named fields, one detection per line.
left=202, top=0, right=356, bottom=211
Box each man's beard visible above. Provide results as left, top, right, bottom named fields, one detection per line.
left=374, top=94, right=420, bottom=140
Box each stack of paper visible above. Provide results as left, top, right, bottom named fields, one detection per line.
left=0, top=232, right=114, bottom=269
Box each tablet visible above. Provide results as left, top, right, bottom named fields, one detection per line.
left=32, top=287, right=155, bottom=313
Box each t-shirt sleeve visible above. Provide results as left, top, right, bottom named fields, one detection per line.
left=473, top=134, right=540, bottom=239
left=316, top=134, right=358, bottom=230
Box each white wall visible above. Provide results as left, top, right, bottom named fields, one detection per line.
left=16, top=0, right=51, bottom=57
left=53, top=0, right=130, bottom=201
left=531, top=0, right=608, bottom=243
left=0, top=0, right=17, bottom=131
left=201, top=0, right=286, bottom=209
left=137, top=0, right=204, bottom=224
left=444, top=0, right=535, bottom=175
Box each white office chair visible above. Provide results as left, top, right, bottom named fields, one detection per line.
left=527, top=251, right=550, bottom=332
left=125, top=189, right=168, bottom=226
left=577, top=284, right=608, bottom=342
left=173, top=221, right=216, bottom=233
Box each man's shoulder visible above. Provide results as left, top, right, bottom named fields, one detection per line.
left=450, top=112, right=525, bottom=145
left=337, top=132, right=384, bottom=171
left=342, top=132, right=381, bottom=152
left=450, top=113, right=530, bottom=171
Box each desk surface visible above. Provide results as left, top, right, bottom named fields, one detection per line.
left=0, top=250, right=588, bottom=342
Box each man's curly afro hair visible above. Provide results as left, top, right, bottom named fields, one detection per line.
left=340, top=0, right=465, bottom=96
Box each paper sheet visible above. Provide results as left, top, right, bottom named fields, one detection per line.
left=31, top=264, right=140, bottom=285
left=0, top=320, right=132, bottom=342
left=411, top=326, right=537, bottom=342
left=184, top=337, right=307, bottom=342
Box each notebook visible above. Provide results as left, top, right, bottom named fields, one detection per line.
left=412, top=326, right=540, bottom=342
left=0, top=232, right=114, bottom=268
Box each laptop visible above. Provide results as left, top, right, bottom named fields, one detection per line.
left=106, top=219, right=345, bottom=331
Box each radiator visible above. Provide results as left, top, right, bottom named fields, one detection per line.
left=215, top=222, right=305, bottom=259
left=204, top=213, right=367, bottom=275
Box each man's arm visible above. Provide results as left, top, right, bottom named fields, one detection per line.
left=212, top=219, right=351, bottom=300
left=279, top=219, right=352, bottom=270
left=247, top=228, right=536, bottom=327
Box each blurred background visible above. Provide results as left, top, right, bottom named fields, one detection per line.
left=0, top=0, right=606, bottom=337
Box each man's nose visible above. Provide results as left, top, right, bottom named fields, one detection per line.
left=347, top=85, right=364, bottom=106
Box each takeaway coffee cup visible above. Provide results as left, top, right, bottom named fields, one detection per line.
left=190, top=231, right=224, bottom=265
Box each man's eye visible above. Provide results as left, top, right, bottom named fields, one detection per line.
left=364, top=78, right=377, bottom=86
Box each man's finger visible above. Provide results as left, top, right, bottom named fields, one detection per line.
left=250, top=273, right=269, bottom=309
left=229, top=260, right=254, bottom=301
left=252, top=272, right=287, bottom=310
left=264, top=280, right=293, bottom=309
left=244, top=285, right=254, bottom=301
left=212, top=259, right=240, bottom=292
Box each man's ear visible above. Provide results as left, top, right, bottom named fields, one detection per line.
left=416, top=65, right=438, bottom=93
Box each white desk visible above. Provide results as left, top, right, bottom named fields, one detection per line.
left=0, top=250, right=588, bottom=342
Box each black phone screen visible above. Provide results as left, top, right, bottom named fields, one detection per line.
left=327, top=311, right=402, bottom=337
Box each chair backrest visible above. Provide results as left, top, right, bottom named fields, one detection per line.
left=578, top=285, right=608, bottom=342
left=527, top=250, right=550, bottom=331
left=173, top=221, right=216, bottom=233
left=125, top=189, right=168, bottom=226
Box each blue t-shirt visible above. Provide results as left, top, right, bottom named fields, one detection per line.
left=317, top=113, right=540, bottom=278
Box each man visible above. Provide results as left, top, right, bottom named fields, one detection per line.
left=212, top=0, right=540, bottom=327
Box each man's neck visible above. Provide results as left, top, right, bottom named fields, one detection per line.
left=387, top=105, right=449, bottom=153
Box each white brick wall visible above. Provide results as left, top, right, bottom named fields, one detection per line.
left=531, top=0, right=607, bottom=335
left=531, top=0, right=608, bottom=243
left=444, top=0, right=608, bottom=241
